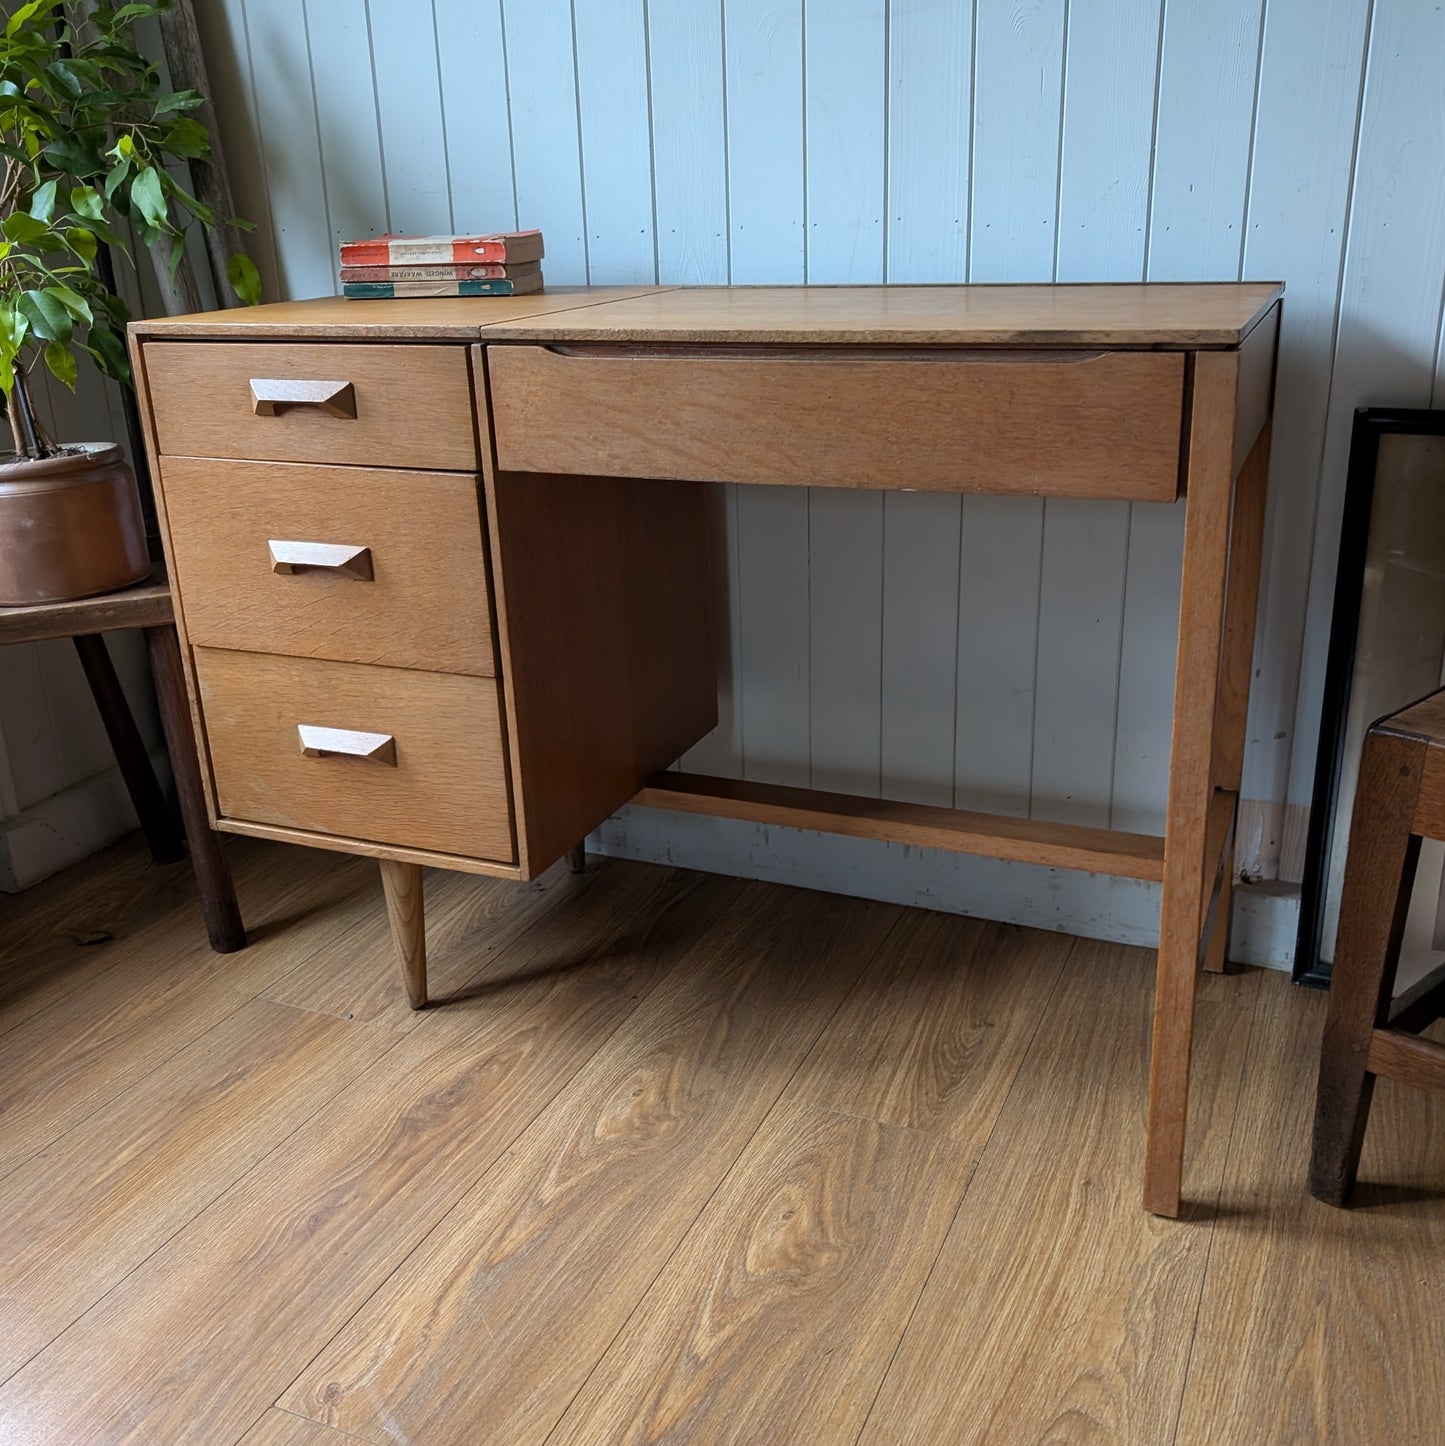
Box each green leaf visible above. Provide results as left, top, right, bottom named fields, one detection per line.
left=226, top=252, right=262, bottom=307
left=5, top=2, right=48, bottom=39
left=64, top=226, right=98, bottom=262
left=155, top=89, right=204, bottom=115
left=86, top=325, right=130, bottom=386
left=28, top=178, right=57, bottom=223
left=116, top=132, right=134, bottom=158
left=46, top=284, right=91, bottom=325
left=0, top=307, right=28, bottom=352
left=69, top=184, right=104, bottom=221
left=2, top=212, right=49, bottom=244
left=44, top=60, right=82, bottom=99
left=43, top=339, right=77, bottom=390
left=18, top=288, right=71, bottom=344
left=161, top=115, right=209, bottom=160
left=129, top=165, right=168, bottom=231
left=103, top=156, right=131, bottom=201
left=168, top=230, right=185, bottom=281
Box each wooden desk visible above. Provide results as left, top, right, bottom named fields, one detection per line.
left=130, top=281, right=1282, bottom=1217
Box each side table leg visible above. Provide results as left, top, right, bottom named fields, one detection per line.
left=144, top=626, right=246, bottom=952
left=74, top=631, right=184, bottom=865
left=380, top=859, right=428, bottom=1009
left=1309, top=729, right=1422, bottom=1204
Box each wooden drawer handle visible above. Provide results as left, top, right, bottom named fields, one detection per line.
left=268, top=540, right=374, bottom=580
left=250, top=378, right=357, bottom=418
left=298, top=724, right=397, bottom=765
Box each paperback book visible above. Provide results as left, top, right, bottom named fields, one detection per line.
left=338, top=229, right=545, bottom=268
left=343, top=274, right=545, bottom=299
left=339, top=260, right=542, bottom=283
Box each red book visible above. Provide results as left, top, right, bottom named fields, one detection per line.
left=338, top=230, right=544, bottom=267
left=338, top=259, right=542, bottom=283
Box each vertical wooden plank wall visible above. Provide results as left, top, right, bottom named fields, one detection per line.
left=20, top=0, right=1443, bottom=956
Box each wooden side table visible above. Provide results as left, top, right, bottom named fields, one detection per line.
left=0, top=572, right=244, bottom=952
left=1309, top=689, right=1445, bottom=1204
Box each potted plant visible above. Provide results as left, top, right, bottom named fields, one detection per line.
left=0, top=0, right=258, bottom=605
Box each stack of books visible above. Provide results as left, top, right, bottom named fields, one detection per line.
left=338, top=229, right=545, bottom=299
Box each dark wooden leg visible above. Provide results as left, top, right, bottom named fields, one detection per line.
left=380, top=859, right=427, bottom=1009
left=567, top=841, right=586, bottom=874
left=73, top=631, right=185, bottom=864
left=144, top=625, right=247, bottom=952
left=1308, top=728, right=1423, bottom=1206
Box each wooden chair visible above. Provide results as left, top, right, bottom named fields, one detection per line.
left=1309, top=688, right=1445, bottom=1205
left=0, top=572, right=244, bottom=952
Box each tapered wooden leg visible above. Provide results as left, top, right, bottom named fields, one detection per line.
left=380, top=859, right=427, bottom=1009
left=74, top=631, right=185, bottom=865
left=1309, top=728, right=1422, bottom=1205
left=567, top=841, right=586, bottom=874
left=145, top=626, right=246, bottom=952
left=1144, top=355, right=1242, bottom=1218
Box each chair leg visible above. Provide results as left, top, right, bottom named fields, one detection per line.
left=73, top=631, right=185, bottom=865
left=1309, top=729, right=1422, bottom=1206
left=567, top=841, right=586, bottom=874
left=144, top=626, right=247, bottom=953
left=380, top=859, right=427, bottom=1009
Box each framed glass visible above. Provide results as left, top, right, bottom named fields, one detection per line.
left=1296, top=407, right=1445, bottom=989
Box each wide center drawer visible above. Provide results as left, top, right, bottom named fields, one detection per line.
left=162, top=458, right=495, bottom=675
left=144, top=341, right=478, bottom=471
left=485, top=345, right=1185, bottom=499
left=196, top=649, right=514, bottom=862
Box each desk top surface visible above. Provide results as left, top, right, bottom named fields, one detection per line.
left=134, top=281, right=1282, bottom=349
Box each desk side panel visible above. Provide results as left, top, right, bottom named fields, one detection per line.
left=478, top=344, right=718, bottom=875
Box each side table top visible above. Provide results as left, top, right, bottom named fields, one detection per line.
left=0, top=568, right=173, bottom=646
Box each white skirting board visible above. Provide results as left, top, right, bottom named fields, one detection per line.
left=0, top=746, right=171, bottom=893
left=591, top=804, right=1302, bottom=971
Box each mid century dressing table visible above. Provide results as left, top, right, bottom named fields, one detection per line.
left=129, top=281, right=1281, bottom=1217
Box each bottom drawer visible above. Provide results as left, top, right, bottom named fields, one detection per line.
left=196, top=648, right=514, bottom=862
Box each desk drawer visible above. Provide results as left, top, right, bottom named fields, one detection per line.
left=196, top=648, right=514, bottom=862
left=162, top=458, right=494, bottom=675
left=486, top=345, right=1185, bottom=499
left=145, top=341, right=478, bottom=470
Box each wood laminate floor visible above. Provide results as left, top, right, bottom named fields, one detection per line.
left=0, top=835, right=1440, bottom=1445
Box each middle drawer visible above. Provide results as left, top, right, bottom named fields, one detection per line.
left=162, top=458, right=495, bottom=675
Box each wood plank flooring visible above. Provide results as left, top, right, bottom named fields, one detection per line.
left=0, top=834, right=1441, bottom=1444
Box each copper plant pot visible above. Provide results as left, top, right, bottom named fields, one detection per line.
left=0, top=442, right=150, bottom=606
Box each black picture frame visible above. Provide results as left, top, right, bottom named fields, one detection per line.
left=1295, top=406, right=1445, bottom=987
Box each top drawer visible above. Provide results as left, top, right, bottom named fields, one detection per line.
left=486, top=345, right=1185, bottom=500
left=143, top=342, right=478, bottom=471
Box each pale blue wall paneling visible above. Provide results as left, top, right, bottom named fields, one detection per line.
left=1285, top=0, right=1445, bottom=837
left=500, top=0, right=587, bottom=282
left=1237, top=0, right=1371, bottom=872
left=575, top=0, right=656, bottom=284
left=434, top=1, right=517, bottom=237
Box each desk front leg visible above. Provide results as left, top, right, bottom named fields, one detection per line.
left=1145, top=351, right=1252, bottom=1218
left=380, top=859, right=428, bottom=1009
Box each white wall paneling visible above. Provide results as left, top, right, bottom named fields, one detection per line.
left=16, top=0, right=1444, bottom=970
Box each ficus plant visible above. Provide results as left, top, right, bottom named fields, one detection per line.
left=0, top=0, right=259, bottom=459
